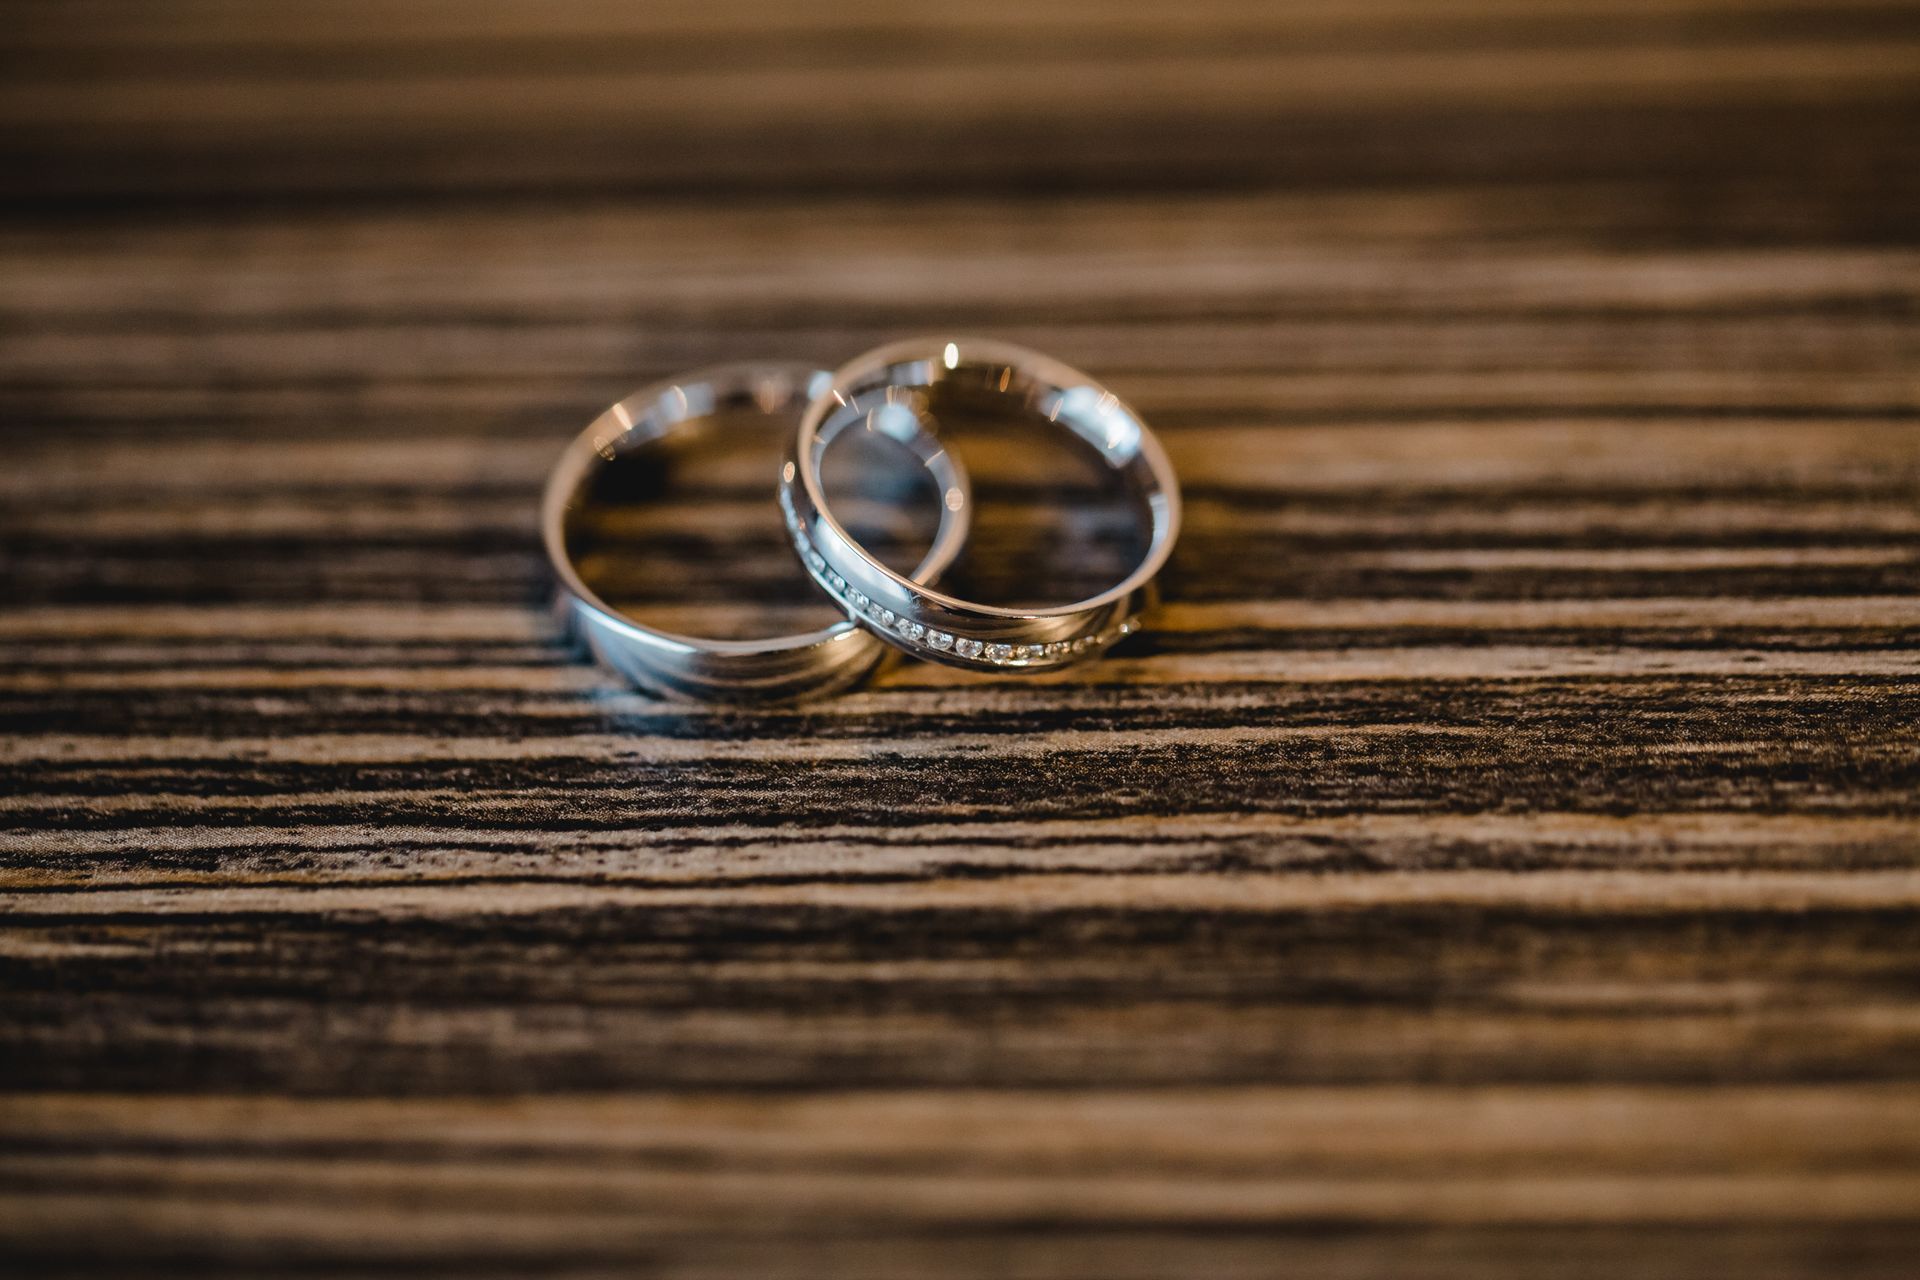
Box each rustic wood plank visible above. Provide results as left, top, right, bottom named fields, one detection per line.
left=6, top=0, right=1919, bottom=209
left=3, top=1088, right=1919, bottom=1280
left=2, top=1, right=1918, bottom=1275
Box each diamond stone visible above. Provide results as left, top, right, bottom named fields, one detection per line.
left=985, top=643, right=1012, bottom=662
left=877, top=608, right=896, bottom=626
left=955, top=638, right=983, bottom=659
left=928, top=631, right=953, bottom=650
left=901, top=621, right=925, bottom=641
left=806, top=550, right=824, bottom=571
left=849, top=591, right=868, bottom=609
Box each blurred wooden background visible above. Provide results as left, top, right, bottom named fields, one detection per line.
left=3, top=1, right=1919, bottom=1276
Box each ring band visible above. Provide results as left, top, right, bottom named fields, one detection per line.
left=780, top=338, right=1180, bottom=671
left=543, top=362, right=972, bottom=702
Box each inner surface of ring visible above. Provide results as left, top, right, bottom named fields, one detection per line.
left=813, top=367, right=1158, bottom=611
left=569, top=393, right=952, bottom=642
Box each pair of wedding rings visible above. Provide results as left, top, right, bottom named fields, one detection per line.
left=542, top=338, right=1182, bottom=702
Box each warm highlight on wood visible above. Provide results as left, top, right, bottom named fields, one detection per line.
left=2, top=0, right=1918, bottom=1276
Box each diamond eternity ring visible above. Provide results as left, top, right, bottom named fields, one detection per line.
left=779, top=338, right=1180, bottom=673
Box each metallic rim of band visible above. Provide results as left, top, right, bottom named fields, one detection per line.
left=542, top=361, right=972, bottom=702
left=781, top=337, right=1181, bottom=673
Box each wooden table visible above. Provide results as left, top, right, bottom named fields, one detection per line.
left=4, top=2, right=1918, bottom=1275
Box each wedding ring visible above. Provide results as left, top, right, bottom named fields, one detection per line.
left=780, top=338, right=1180, bottom=672
left=543, top=362, right=971, bottom=702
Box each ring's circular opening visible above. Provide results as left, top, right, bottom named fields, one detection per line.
left=567, top=395, right=950, bottom=642
left=819, top=381, right=1150, bottom=611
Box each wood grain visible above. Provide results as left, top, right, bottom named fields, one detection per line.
left=2, top=0, right=1919, bottom=1275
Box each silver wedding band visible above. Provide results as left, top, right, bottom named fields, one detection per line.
left=541, top=362, right=970, bottom=702
left=544, top=341, right=1181, bottom=701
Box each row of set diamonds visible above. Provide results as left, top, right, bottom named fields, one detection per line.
left=784, top=504, right=1134, bottom=666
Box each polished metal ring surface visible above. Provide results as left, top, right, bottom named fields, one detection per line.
left=543, top=362, right=971, bottom=702
left=780, top=338, right=1180, bottom=672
